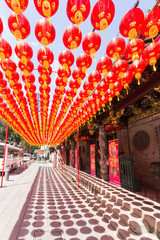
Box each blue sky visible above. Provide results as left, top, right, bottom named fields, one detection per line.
left=0, top=0, right=156, bottom=109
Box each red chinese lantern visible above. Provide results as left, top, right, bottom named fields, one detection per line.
left=57, top=66, right=71, bottom=84
left=18, top=60, right=34, bottom=76
left=55, top=76, right=67, bottom=91
left=119, top=8, right=144, bottom=40
left=39, top=76, right=51, bottom=86
left=22, top=73, right=35, bottom=89
left=34, top=0, right=59, bottom=18
left=88, top=70, right=102, bottom=88
left=82, top=32, right=101, bottom=58
left=37, top=46, right=54, bottom=69
left=112, top=59, right=129, bottom=80
left=69, top=78, right=81, bottom=93
left=81, top=134, right=90, bottom=142
left=105, top=72, right=117, bottom=93
left=124, top=38, right=145, bottom=62
left=66, top=88, right=76, bottom=100
left=121, top=71, right=133, bottom=94
left=91, top=0, right=115, bottom=33
left=0, top=18, right=3, bottom=35
left=79, top=89, right=89, bottom=101
left=7, top=71, right=19, bottom=87
left=96, top=56, right=112, bottom=78
left=0, top=79, right=7, bottom=91
left=83, top=80, right=94, bottom=95
left=35, top=19, right=56, bottom=45
left=105, top=88, right=115, bottom=105
left=38, top=64, right=52, bottom=80
left=0, top=38, right=12, bottom=59
left=129, top=59, right=146, bottom=85
left=39, top=85, right=50, bottom=96
left=1, top=58, right=17, bottom=78
left=141, top=8, right=160, bottom=45
left=5, top=0, right=29, bottom=13
left=96, top=79, right=109, bottom=96
left=72, top=68, right=85, bottom=83
left=25, top=83, right=36, bottom=92
left=15, top=41, right=33, bottom=64
left=106, top=37, right=126, bottom=62
left=66, top=0, right=90, bottom=26
left=142, top=42, right=160, bottom=71
left=76, top=52, right=92, bottom=73
left=2, top=87, right=11, bottom=100
left=114, top=79, right=123, bottom=101
left=59, top=50, right=74, bottom=71
left=8, top=12, right=30, bottom=39
left=12, top=82, right=22, bottom=95
left=63, top=25, right=82, bottom=50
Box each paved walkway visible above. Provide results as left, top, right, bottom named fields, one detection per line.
left=0, top=163, right=160, bottom=240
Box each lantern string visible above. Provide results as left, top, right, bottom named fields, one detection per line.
left=133, top=0, right=139, bottom=8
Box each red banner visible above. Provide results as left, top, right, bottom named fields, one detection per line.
left=90, top=144, right=96, bottom=176
left=108, top=139, right=120, bottom=185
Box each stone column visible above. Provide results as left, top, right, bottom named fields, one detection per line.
left=98, top=126, right=109, bottom=181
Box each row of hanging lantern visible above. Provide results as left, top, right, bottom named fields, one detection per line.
left=0, top=10, right=42, bottom=145
left=50, top=4, right=160, bottom=146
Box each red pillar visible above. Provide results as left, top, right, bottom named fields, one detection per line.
left=21, top=140, right=25, bottom=172
left=29, top=145, right=31, bottom=166
left=77, top=128, right=79, bottom=187
left=1, top=124, right=8, bottom=188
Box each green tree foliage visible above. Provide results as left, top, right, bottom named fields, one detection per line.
left=0, top=119, right=40, bottom=153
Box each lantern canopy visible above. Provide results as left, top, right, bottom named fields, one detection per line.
left=91, top=0, right=115, bottom=32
